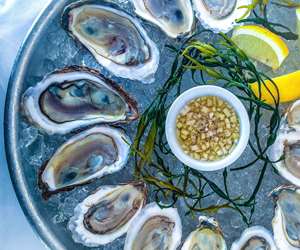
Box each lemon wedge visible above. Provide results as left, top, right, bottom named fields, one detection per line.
left=232, top=25, right=289, bottom=70
left=250, top=70, right=300, bottom=104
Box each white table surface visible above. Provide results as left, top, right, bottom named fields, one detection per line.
left=0, top=1, right=50, bottom=249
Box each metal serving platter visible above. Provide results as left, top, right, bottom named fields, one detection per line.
left=4, top=0, right=297, bottom=249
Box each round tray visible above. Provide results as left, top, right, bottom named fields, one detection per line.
left=5, top=1, right=292, bottom=250
left=5, top=2, right=88, bottom=249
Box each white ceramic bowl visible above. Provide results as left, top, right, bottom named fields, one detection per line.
left=165, top=85, right=250, bottom=172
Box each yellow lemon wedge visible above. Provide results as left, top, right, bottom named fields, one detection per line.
left=232, top=25, right=289, bottom=70
left=250, top=70, right=300, bottom=104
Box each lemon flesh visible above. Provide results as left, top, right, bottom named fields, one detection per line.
left=232, top=25, right=289, bottom=70
left=251, top=70, right=300, bottom=104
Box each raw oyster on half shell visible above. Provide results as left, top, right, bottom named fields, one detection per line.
left=287, top=99, right=300, bottom=131
left=231, top=226, right=277, bottom=250
left=39, top=126, right=130, bottom=197
left=62, top=1, right=160, bottom=83
left=68, top=182, right=147, bottom=247
left=131, top=0, right=195, bottom=38
left=182, top=216, right=227, bottom=250
left=124, top=202, right=182, bottom=250
left=268, top=100, right=300, bottom=186
left=193, top=0, right=252, bottom=33
left=22, top=66, right=138, bottom=135
left=271, top=185, right=300, bottom=250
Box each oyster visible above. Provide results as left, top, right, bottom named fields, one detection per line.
left=268, top=100, right=300, bottom=186
left=182, top=216, right=227, bottom=250
left=68, top=182, right=147, bottom=247
left=22, top=66, right=138, bottom=134
left=271, top=185, right=300, bottom=250
left=287, top=100, right=300, bottom=130
left=131, top=0, right=195, bottom=38
left=124, top=202, right=182, bottom=250
left=39, top=126, right=130, bottom=197
left=193, top=0, right=251, bottom=33
left=231, top=226, right=277, bottom=250
left=62, top=1, right=160, bottom=83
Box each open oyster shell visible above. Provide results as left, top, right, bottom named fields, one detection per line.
left=271, top=185, right=300, bottom=250
left=193, top=0, right=251, bottom=33
left=39, top=126, right=130, bottom=197
left=268, top=100, right=300, bottom=186
left=182, top=216, right=227, bottom=250
left=124, top=202, right=182, bottom=250
left=68, top=182, right=147, bottom=247
left=231, top=226, right=277, bottom=250
left=22, top=66, right=138, bottom=135
left=62, top=1, right=160, bottom=83
left=131, top=0, right=195, bottom=38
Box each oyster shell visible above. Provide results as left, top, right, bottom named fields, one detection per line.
left=287, top=100, right=300, bottom=130
left=231, top=226, right=277, bottom=250
left=62, top=1, right=160, bottom=83
left=131, top=0, right=195, bottom=38
left=22, top=66, right=138, bottom=135
left=268, top=100, right=300, bottom=186
left=182, top=216, right=227, bottom=250
left=124, top=202, right=182, bottom=250
left=193, top=0, right=251, bottom=33
left=68, top=182, right=147, bottom=247
left=39, top=126, right=130, bottom=197
left=271, top=185, right=300, bottom=250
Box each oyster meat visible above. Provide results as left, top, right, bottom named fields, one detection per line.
left=39, top=126, right=130, bottom=196
left=268, top=100, right=300, bottom=186
left=131, top=0, right=195, bottom=38
left=231, top=226, right=277, bottom=250
left=124, top=202, right=182, bottom=250
left=68, top=182, right=147, bottom=247
left=22, top=66, right=138, bottom=134
left=193, top=0, right=251, bottom=33
left=271, top=185, right=300, bottom=250
left=182, top=216, right=227, bottom=250
left=62, top=1, right=160, bottom=83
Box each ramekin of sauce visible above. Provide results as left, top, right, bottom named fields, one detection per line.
left=166, top=85, right=250, bottom=171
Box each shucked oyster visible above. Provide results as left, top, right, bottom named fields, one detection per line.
left=62, top=1, right=160, bottom=83
left=231, top=226, right=277, bottom=250
left=193, top=0, right=251, bottom=33
left=22, top=66, right=138, bottom=134
left=39, top=126, right=130, bottom=197
left=287, top=99, right=300, bottom=131
left=131, top=0, right=195, bottom=38
left=68, top=182, right=147, bottom=247
left=182, top=216, right=227, bottom=250
left=271, top=185, right=300, bottom=250
left=124, top=202, right=182, bottom=250
left=268, top=100, right=300, bottom=186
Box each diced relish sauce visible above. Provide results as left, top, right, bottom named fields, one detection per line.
left=176, top=96, right=240, bottom=161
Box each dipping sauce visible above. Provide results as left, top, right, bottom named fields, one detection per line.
left=176, top=96, right=240, bottom=161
